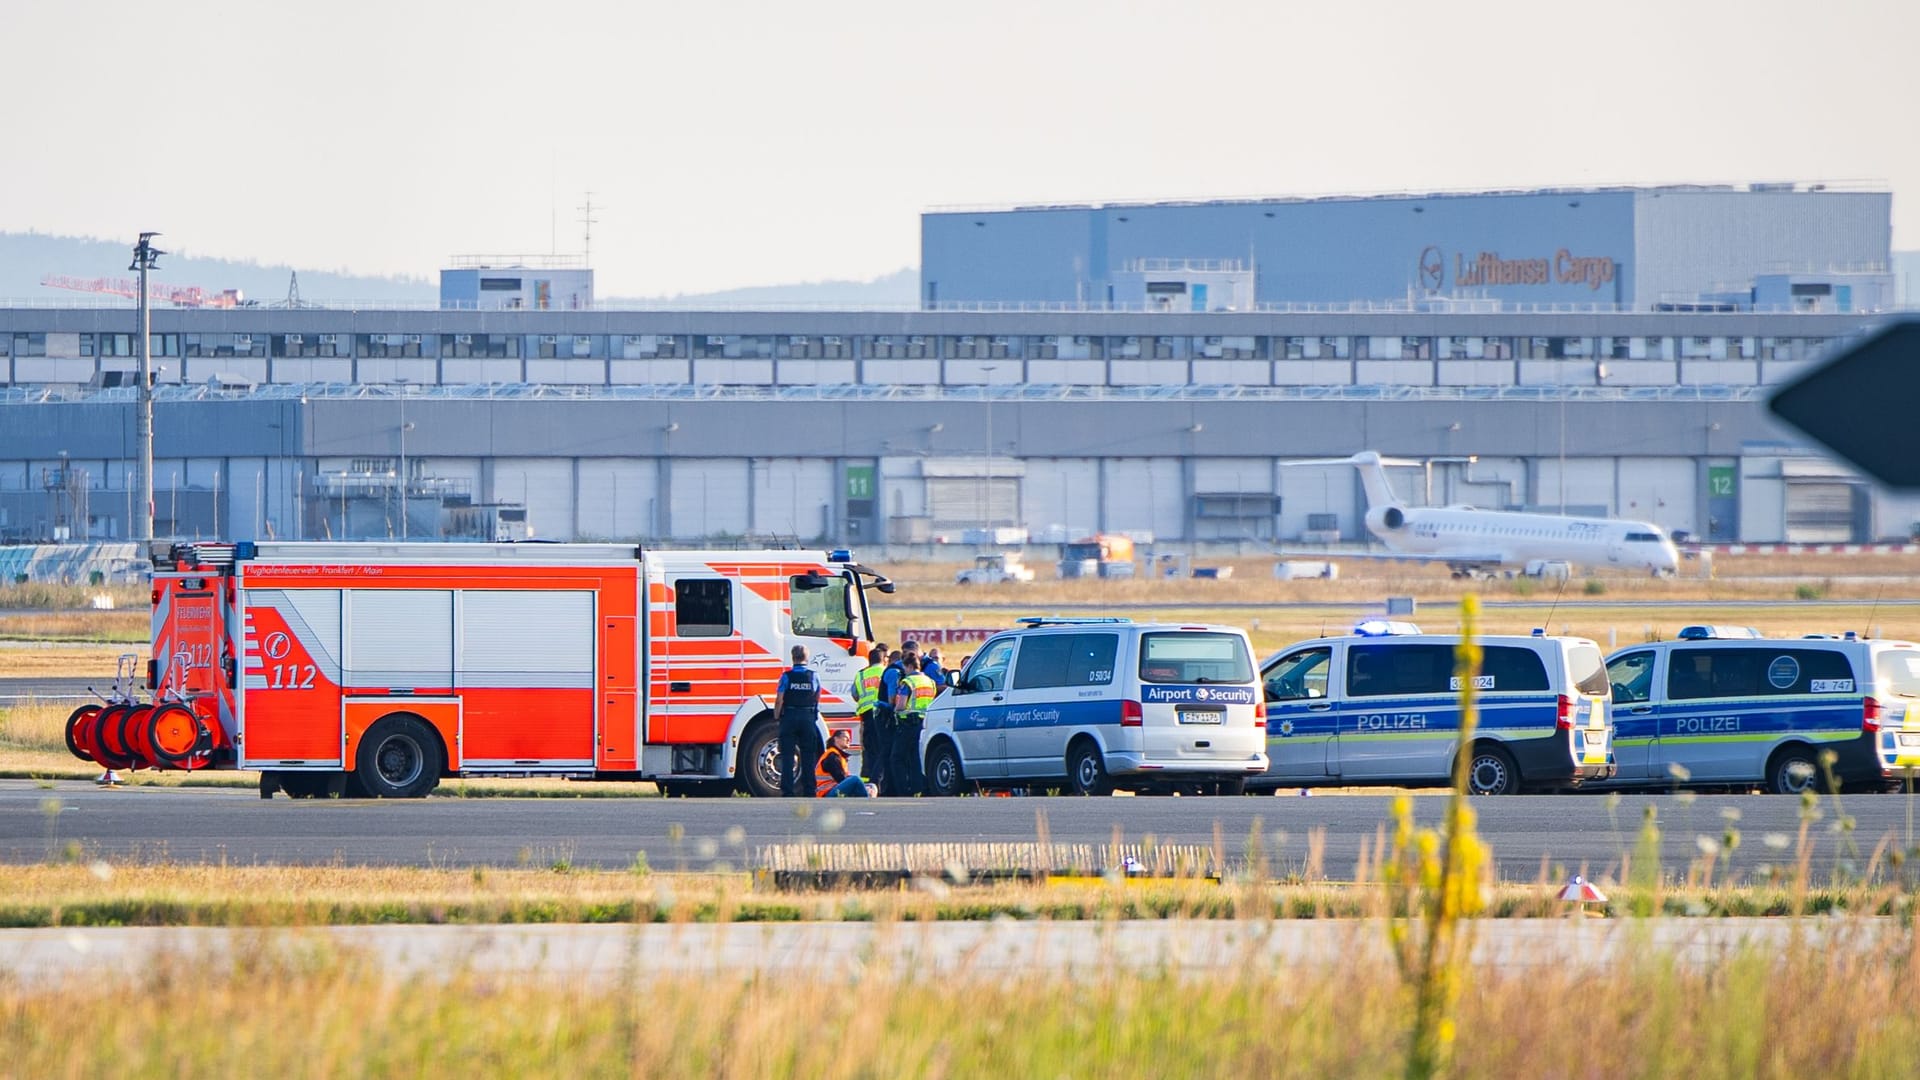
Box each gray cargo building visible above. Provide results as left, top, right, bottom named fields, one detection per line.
left=0, top=183, right=1909, bottom=550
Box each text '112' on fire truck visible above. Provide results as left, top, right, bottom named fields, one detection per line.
left=61, top=541, right=895, bottom=798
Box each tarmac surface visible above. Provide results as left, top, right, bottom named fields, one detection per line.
left=0, top=676, right=93, bottom=703
left=0, top=918, right=1893, bottom=985
left=3, top=779, right=1914, bottom=881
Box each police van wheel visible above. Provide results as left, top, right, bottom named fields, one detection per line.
left=1767, top=746, right=1821, bottom=796
left=1067, top=742, right=1114, bottom=796
left=924, top=741, right=965, bottom=797
left=354, top=716, right=442, bottom=799
left=1466, top=744, right=1519, bottom=796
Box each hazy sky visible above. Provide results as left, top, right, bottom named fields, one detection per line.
left=5, top=0, right=1915, bottom=296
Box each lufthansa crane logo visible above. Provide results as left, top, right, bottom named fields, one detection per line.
left=1418, top=246, right=1445, bottom=291
left=264, top=631, right=291, bottom=660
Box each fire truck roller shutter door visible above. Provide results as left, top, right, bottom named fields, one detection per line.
left=458, top=590, right=597, bottom=765
left=346, top=590, right=453, bottom=689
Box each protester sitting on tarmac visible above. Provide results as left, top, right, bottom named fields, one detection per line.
left=816, top=729, right=873, bottom=797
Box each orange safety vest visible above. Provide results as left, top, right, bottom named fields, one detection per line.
left=816, top=744, right=850, bottom=797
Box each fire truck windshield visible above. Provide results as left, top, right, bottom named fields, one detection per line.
left=790, top=573, right=854, bottom=638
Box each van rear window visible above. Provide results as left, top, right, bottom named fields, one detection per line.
left=1568, top=644, right=1610, bottom=696
left=1873, top=650, right=1920, bottom=697
left=1138, top=632, right=1253, bottom=684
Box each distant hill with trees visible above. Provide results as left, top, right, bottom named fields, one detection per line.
left=0, top=231, right=435, bottom=306
left=1, top=231, right=919, bottom=309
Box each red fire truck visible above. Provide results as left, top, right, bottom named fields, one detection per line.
left=63, top=541, right=894, bottom=798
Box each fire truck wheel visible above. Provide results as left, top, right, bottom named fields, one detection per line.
left=737, top=718, right=784, bottom=798
left=354, top=716, right=443, bottom=799
left=65, top=705, right=102, bottom=762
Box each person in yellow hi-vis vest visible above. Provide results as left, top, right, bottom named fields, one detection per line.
left=889, top=652, right=938, bottom=796
left=854, top=645, right=889, bottom=790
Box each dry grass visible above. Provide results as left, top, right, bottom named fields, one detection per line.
left=0, top=583, right=144, bottom=611
left=0, top=702, right=71, bottom=757
left=0, top=918, right=1917, bottom=1077
left=0, top=611, right=146, bottom=642
left=0, top=646, right=127, bottom=680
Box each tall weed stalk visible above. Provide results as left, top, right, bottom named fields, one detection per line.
left=1383, top=594, right=1490, bottom=1078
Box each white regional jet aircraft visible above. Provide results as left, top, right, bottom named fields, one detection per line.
left=1285, top=452, right=1681, bottom=578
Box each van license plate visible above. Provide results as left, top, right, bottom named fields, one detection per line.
left=1900, top=734, right=1920, bottom=748
left=1178, top=707, right=1224, bottom=725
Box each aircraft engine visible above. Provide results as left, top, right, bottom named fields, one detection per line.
left=1369, top=506, right=1405, bottom=532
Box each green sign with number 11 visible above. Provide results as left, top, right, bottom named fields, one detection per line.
left=846, top=466, right=874, bottom=500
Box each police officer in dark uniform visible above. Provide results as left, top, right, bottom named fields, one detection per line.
left=773, top=644, right=822, bottom=797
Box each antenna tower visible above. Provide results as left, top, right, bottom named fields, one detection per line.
left=578, top=192, right=599, bottom=267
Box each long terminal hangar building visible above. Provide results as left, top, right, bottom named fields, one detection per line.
left=1, top=182, right=1914, bottom=551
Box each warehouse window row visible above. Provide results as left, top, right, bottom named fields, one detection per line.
left=0, top=332, right=1836, bottom=369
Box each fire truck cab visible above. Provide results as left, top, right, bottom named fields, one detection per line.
left=132, top=541, right=892, bottom=798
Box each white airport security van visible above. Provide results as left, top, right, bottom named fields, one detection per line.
left=1256, top=622, right=1615, bottom=794
left=920, top=618, right=1269, bottom=795
left=1601, top=628, right=1920, bottom=793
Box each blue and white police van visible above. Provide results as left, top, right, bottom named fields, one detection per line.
left=1255, top=622, right=1615, bottom=795
left=919, top=618, right=1269, bottom=796
left=1601, top=627, right=1920, bottom=793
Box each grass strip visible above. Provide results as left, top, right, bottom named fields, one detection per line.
left=0, top=863, right=1911, bottom=929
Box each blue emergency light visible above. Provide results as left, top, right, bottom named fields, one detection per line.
left=828, top=549, right=853, bottom=563
left=1352, top=620, right=1421, bottom=637
left=1677, top=625, right=1764, bottom=640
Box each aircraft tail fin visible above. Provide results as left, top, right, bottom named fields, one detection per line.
left=1284, top=451, right=1408, bottom=510
left=1349, top=451, right=1405, bottom=511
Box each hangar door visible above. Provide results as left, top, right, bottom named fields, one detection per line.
left=1784, top=480, right=1865, bottom=542
left=669, top=459, right=750, bottom=540
left=751, top=460, right=836, bottom=541
left=922, top=458, right=1021, bottom=531
left=926, top=479, right=1019, bottom=529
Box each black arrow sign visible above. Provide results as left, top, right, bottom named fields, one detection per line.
left=1769, top=317, right=1920, bottom=488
